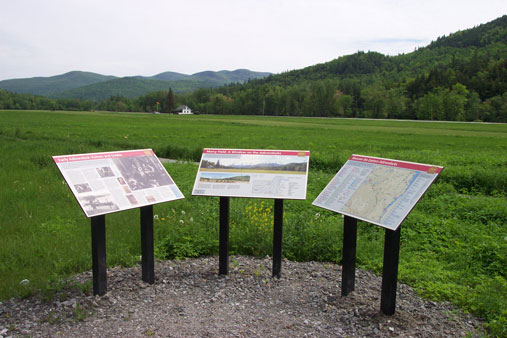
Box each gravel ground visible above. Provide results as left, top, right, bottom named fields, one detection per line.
left=0, top=256, right=482, bottom=337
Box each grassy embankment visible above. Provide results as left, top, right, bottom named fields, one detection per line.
left=0, top=110, right=505, bottom=335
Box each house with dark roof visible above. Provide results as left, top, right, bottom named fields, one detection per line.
left=173, top=105, right=193, bottom=115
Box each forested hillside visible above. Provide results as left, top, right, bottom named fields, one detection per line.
left=0, top=16, right=505, bottom=121
left=55, top=77, right=192, bottom=100
left=175, top=15, right=505, bottom=122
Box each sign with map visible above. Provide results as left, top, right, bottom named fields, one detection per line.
left=312, top=155, right=443, bottom=230
left=53, top=149, right=184, bottom=217
left=192, top=148, right=310, bottom=200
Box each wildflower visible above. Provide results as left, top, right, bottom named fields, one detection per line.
left=161, top=217, right=165, bottom=221
left=189, top=217, right=193, bottom=222
left=19, top=279, right=30, bottom=286
left=181, top=210, right=186, bottom=215
left=314, top=212, right=320, bottom=220
left=153, top=214, right=159, bottom=220
left=179, top=219, right=184, bottom=224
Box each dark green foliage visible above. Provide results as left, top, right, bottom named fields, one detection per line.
left=428, top=15, right=507, bottom=49
left=166, top=88, right=175, bottom=113
left=56, top=77, right=175, bottom=100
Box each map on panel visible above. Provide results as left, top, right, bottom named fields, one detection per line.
left=192, top=148, right=310, bottom=200
left=53, top=149, right=184, bottom=218
left=312, top=155, right=443, bottom=230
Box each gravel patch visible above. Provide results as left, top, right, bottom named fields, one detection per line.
left=0, top=256, right=482, bottom=337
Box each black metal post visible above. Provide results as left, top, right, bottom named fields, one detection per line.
left=380, top=226, right=402, bottom=315
left=91, top=215, right=106, bottom=296
left=140, top=205, right=155, bottom=284
left=272, top=199, right=284, bottom=278
left=219, top=197, right=230, bottom=275
left=341, top=216, right=357, bottom=296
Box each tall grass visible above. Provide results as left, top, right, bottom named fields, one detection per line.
left=0, top=110, right=505, bottom=335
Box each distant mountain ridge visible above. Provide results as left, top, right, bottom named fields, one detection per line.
left=0, top=71, right=116, bottom=97
left=0, top=69, right=272, bottom=99
left=1, top=15, right=504, bottom=122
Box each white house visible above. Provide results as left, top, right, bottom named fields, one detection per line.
left=174, top=105, right=193, bottom=115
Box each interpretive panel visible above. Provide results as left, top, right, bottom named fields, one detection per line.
left=192, top=148, right=310, bottom=200
left=312, top=155, right=443, bottom=230
left=53, top=149, right=184, bottom=217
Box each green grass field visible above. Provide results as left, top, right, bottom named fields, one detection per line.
left=0, top=110, right=505, bottom=335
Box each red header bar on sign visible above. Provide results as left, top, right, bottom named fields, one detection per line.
left=203, top=148, right=310, bottom=156
left=53, top=149, right=154, bottom=163
left=349, top=154, right=443, bottom=173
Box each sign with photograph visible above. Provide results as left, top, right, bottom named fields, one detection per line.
left=192, top=148, right=310, bottom=200
left=312, top=155, right=443, bottom=230
left=53, top=149, right=184, bottom=217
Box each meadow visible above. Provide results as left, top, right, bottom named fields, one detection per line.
left=0, top=110, right=505, bottom=335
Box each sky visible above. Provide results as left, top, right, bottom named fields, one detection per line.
left=0, top=0, right=505, bottom=81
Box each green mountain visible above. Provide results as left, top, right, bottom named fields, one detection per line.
left=182, top=15, right=506, bottom=122
left=1, top=16, right=504, bottom=122
left=252, top=16, right=506, bottom=88
left=55, top=77, right=173, bottom=100
left=151, top=71, right=189, bottom=81
left=189, top=69, right=272, bottom=83
left=0, top=69, right=272, bottom=100
left=0, top=71, right=116, bottom=96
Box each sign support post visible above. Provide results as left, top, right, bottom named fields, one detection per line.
left=140, top=205, right=155, bottom=284
left=341, top=215, right=357, bottom=296
left=313, top=154, right=443, bottom=315
left=91, top=215, right=107, bottom=296
left=272, top=199, right=284, bottom=278
left=192, top=148, right=310, bottom=278
left=219, top=197, right=230, bottom=275
left=53, top=149, right=184, bottom=296
left=380, top=226, right=401, bottom=315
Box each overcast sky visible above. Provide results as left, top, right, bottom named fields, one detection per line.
left=0, top=0, right=505, bottom=80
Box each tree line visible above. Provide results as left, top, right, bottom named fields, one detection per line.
left=1, top=73, right=504, bottom=122
left=1, top=16, right=505, bottom=122
left=0, top=88, right=176, bottom=114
